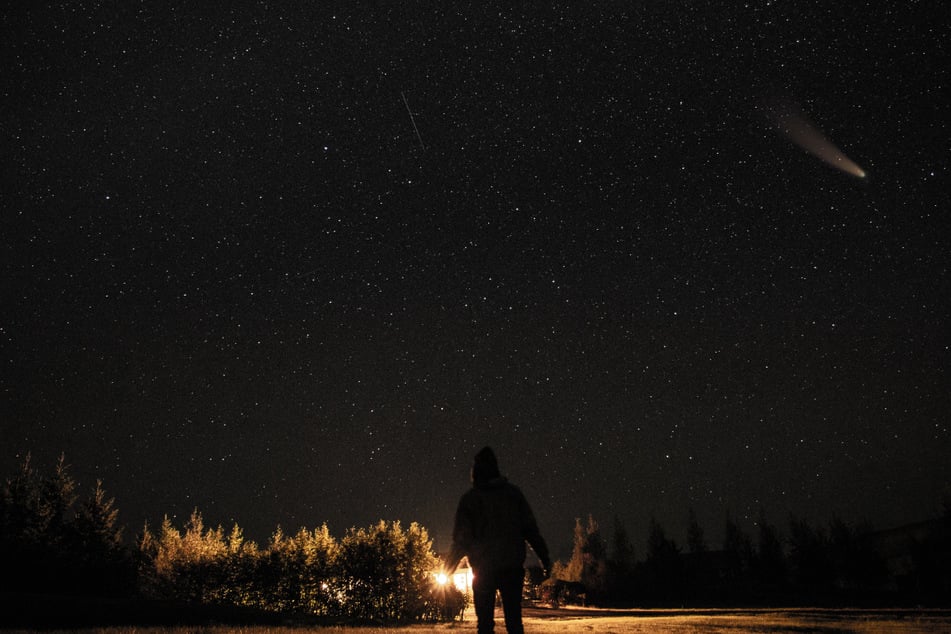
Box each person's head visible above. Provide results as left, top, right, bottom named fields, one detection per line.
left=471, top=446, right=501, bottom=485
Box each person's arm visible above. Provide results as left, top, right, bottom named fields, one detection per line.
left=528, top=531, right=551, bottom=577
left=519, top=491, right=552, bottom=575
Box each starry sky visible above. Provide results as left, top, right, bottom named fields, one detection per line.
left=2, top=3, right=948, bottom=556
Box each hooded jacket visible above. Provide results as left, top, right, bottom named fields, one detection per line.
left=447, top=452, right=550, bottom=575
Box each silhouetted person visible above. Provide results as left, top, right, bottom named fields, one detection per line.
left=446, top=446, right=551, bottom=634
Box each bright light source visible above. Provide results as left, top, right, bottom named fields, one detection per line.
left=435, top=572, right=449, bottom=586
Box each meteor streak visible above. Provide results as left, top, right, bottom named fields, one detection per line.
left=768, top=100, right=866, bottom=178
left=401, top=91, right=426, bottom=151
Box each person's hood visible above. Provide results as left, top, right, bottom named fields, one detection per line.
left=471, top=446, right=502, bottom=485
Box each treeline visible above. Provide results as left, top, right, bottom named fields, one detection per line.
left=4, top=455, right=949, bottom=618
left=0, top=455, right=132, bottom=597
left=546, top=509, right=951, bottom=607
left=0, top=455, right=462, bottom=623
left=137, top=512, right=456, bottom=621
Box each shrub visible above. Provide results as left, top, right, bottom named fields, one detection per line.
left=138, top=514, right=444, bottom=622
left=336, top=520, right=439, bottom=622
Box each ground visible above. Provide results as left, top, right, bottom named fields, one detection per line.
left=9, top=607, right=951, bottom=633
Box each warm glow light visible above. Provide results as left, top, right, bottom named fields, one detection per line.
left=435, top=560, right=474, bottom=594
left=452, top=567, right=474, bottom=593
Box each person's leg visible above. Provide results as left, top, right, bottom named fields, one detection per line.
left=472, top=570, right=498, bottom=634
left=498, top=568, right=524, bottom=634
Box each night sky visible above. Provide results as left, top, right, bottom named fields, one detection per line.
left=2, top=3, right=948, bottom=557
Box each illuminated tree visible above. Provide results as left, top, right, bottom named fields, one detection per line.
left=259, top=524, right=339, bottom=615
left=550, top=515, right=610, bottom=604
left=296, top=523, right=340, bottom=614
left=579, top=515, right=609, bottom=601
left=216, top=523, right=260, bottom=608
left=139, top=510, right=231, bottom=603
left=136, top=514, right=447, bottom=620
left=337, top=520, right=438, bottom=622
left=559, top=517, right=585, bottom=582
left=560, top=515, right=606, bottom=585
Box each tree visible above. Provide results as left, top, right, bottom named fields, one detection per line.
left=297, top=523, right=339, bottom=614
left=722, top=515, right=754, bottom=598
left=337, top=520, right=439, bottom=622
left=1, top=453, right=134, bottom=595
left=260, top=524, right=340, bottom=615
left=70, top=479, right=133, bottom=594
left=753, top=510, right=786, bottom=594
left=788, top=515, right=833, bottom=595
left=139, top=510, right=231, bottom=603
left=643, top=517, right=683, bottom=603
left=2, top=454, right=77, bottom=551
left=682, top=508, right=708, bottom=602
left=579, top=515, right=609, bottom=601
left=827, top=517, right=886, bottom=596
left=687, top=508, right=707, bottom=554
left=611, top=515, right=636, bottom=571
left=557, top=515, right=608, bottom=602
left=217, top=523, right=261, bottom=609
left=559, top=517, right=586, bottom=582
left=74, top=480, right=123, bottom=550
left=136, top=514, right=450, bottom=621
left=607, top=515, right=636, bottom=603
left=41, top=455, right=77, bottom=543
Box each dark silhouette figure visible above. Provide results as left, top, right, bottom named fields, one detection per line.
left=446, top=447, right=551, bottom=634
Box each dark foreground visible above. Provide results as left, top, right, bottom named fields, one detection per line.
left=523, top=605, right=951, bottom=632
left=2, top=594, right=950, bottom=633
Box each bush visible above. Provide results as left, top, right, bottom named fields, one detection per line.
left=336, top=520, right=439, bottom=622
left=137, top=514, right=445, bottom=622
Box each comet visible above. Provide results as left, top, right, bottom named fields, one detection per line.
left=767, top=99, right=866, bottom=178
